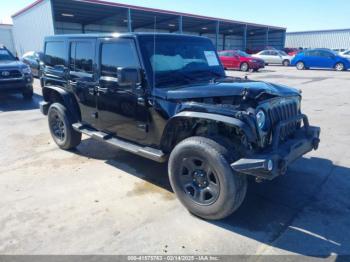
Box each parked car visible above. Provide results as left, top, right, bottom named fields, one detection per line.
left=291, top=48, right=350, bottom=71
left=246, top=46, right=277, bottom=54
left=218, top=50, right=265, bottom=72
left=252, top=50, right=293, bottom=66
left=284, top=48, right=301, bottom=56
left=40, top=33, right=320, bottom=220
left=340, top=49, right=350, bottom=59
left=22, top=51, right=44, bottom=78
left=0, top=45, right=33, bottom=99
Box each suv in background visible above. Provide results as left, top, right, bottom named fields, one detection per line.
left=0, top=45, right=33, bottom=99
left=218, top=50, right=265, bottom=72
left=22, top=51, right=44, bottom=78
left=40, top=33, right=320, bottom=220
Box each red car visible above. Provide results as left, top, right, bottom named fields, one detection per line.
left=218, top=50, right=265, bottom=72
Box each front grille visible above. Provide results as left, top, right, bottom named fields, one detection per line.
left=0, top=69, right=23, bottom=80
left=268, top=100, right=300, bottom=141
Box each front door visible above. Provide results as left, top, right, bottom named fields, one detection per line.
left=96, top=38, right=149, bottom=143
left=69, top=40, right=98, bottom=128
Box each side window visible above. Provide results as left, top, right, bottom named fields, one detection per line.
left=260, top=51, right=269, bottom=55
left=45, top=41, right=65, bottom=68
left=101, top=40, right=140, bottom=78
left=70, top=42, right=94, bottom=74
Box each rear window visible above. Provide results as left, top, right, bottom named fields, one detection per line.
left=45, top=41, right=65, bottom=67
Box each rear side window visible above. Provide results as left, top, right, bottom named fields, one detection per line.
left=101, top=40, right=140, bottom=77
left=45, top=41, right=65, bottom=67
left=70, top=42, right=94, bottom=74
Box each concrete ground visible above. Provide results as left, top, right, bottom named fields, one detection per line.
left=0, top=66, right=349, bottom=257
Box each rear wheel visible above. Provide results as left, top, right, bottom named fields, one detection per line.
left=168, top=136, right=247, bottom=220
left=48, top=103, right=82, bottom=150
left=240, top=62, right=249, bottom=72
left=296, top=61, right=305, bottom=70
left=335, top=62, right=345, bottom=71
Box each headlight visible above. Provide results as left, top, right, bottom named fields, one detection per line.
left=22, top=66, right=31, bottom=74
left=256, top=110, right=266, bottom=129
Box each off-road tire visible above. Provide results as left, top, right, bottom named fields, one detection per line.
left=240, top=62, right=249, bottom=72
left=22, top=86, right=33, bottom=100
left=48, top=103, right=82, bottom=150
left=168, top=136, right=247, bottom=220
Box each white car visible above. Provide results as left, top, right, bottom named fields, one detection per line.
left=340, top=50, right=350, bottom=59
left=252, top=50, right=293, bottom=66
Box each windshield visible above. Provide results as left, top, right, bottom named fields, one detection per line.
left=235, top=50, right=250, bottom=57
left=0, top=49, right=16, bottom=61
left=138, top=35, right=225, bottom=88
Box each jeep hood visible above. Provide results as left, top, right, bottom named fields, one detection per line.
left=153, top=80, right=300, bottom=100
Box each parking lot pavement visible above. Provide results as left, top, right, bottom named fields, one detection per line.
left=0, top=66, right=350, bottom=256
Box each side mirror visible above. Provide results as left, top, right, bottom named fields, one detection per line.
left=117, top=67, right=142, bottom=87
left=15, top=56, right=19, bottom=61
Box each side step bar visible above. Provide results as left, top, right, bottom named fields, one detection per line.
left=72, top=123, right=167, bottom=163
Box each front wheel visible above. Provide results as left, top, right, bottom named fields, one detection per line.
left=168, top=136, right=247, bottom=220
left=296, top=61, right=305, bottom=70
left=240, top=62, right=249, bottom=72
left=48, top=103, right=82, bottom=150
left=335, top=62, right=345, bottom=71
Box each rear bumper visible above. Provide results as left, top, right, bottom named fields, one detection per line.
left=231, top=115, right=320, bottom=180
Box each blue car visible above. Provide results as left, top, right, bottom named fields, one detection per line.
left=291, top=48, right=350, bottom=71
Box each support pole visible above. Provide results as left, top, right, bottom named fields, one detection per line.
left=127, top=8, right=132, bottom=32
left=266, top=27, right=269, bottom=48
left=216, top=20, right=220, bottom=50
left=178, top=16, right=183, bottom=34
left=243, top=24, right=247, bottom=51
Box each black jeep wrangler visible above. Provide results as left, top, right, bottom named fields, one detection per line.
left=40, top=33, right=320, bottom=220
left=0, top=45, right=33, bottom=99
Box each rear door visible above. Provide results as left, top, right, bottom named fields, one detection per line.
left=259, top=51, right=272, bottom=63
left=96, top=38, right=149, bottom=143
left=68, top=40, right=98, bottom=127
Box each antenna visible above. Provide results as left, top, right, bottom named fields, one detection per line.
left=152, top=16, right=157, bottom=90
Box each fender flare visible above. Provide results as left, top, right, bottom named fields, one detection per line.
left=161, top=111, right=256, bottom=150
left=42, top=85, right=81, bottom=122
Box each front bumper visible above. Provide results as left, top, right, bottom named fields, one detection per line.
left=0, top=76, right=33, bottom=93
left=231, top=114, right=320, bottom=180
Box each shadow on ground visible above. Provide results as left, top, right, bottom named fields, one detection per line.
left=74, top=138, right=350, bottom=257
left=0, top=93, right=41, bottom=112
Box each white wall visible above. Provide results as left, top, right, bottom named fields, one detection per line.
left=0, top=24, right=15, bottom=54
left=12, top=0, right=54, bottom=56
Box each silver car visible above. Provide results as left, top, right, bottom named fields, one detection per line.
left=340, top=50, right=350, bottom=59
left=252, top=50, right=293, bottom=66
